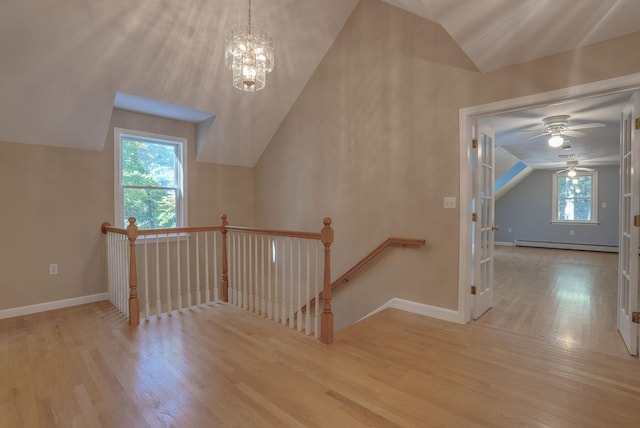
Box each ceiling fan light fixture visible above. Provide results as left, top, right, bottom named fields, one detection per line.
left=548, top=134, right=564, bottom=147
left=568, top=168, right=577, bottom=177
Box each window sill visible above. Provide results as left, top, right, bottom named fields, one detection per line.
left=550, top=220, right=599, bottom=225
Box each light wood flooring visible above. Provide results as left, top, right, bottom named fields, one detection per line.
left=1, top=298, right=639, bottom=427
left=476, top=246, right=630, bottom=357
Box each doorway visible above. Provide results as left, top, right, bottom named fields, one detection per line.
left=458, top=74, right=640, bottom=355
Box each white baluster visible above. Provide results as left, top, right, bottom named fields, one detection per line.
left=155, top=235, right=161, bottom=317
left=289, top=238, right=294, bottom=329
left=315, top=241, right=319, bottom=339
left=193, top=233, right=198, bottom=306
left=281, top=237, right=287, bottom=326
left=251, top=235, right=260, bottom=314
left=247, top=235, right=255, bottom=312
left=268, top=238, right=272, bottom=320
left=234, top=233, right=239, bottom=307
left=274, top=238, right=279, bottom=322
left=261, top=235, right=266, bottom=317
left=143, top=236, right=150, bottom=321
left=297, top=240, right=302, bottom=332
left=244, top=234, right=249, bottom=310
left=213, top=231, right=218, bottom=303
left=187, top=233, right=193, bottom=308
left=306, top=240, right=311, bottom=335
left=166, top=233, right=172, bottom=315
left=177, top=233, right=183, bottom=312
left=205, top=232, right=210, bottom=303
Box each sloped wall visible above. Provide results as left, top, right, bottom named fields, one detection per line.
left=256, top=0, right=480, bottom=328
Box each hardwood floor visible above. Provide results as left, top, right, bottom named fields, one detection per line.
left=476, top=246, right=630, bottom=357
left=1, top=300, right=639, bottom=427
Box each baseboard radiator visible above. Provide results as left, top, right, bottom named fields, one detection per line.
left=514, top=240, right=618, bottom=253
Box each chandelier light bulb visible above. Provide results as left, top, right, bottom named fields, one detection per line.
left=568, top=168, right=577, bottom=177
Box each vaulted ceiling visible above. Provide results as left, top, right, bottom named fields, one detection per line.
left=2, top=0, right=640, bottom=166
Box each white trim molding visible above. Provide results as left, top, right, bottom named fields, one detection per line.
left=0, top=293, right=108, bottom=320
left=360, top=298, right=459, bottom=324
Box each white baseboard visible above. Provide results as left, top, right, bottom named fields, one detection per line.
left=514, top=240, right=618, bottom=253
left=0, top=293, right=108, bottom=320
left=495, top=241, right=515, bottom=246
left=361, top=298, right=458, bottom=324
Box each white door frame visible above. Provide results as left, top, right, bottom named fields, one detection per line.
left=458, top=72, right=640, bottom=324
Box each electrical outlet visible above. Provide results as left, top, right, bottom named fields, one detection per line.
left=508, top=228, right=512, bottom=233
left=570, top=230, right=574, bottom=236
left=49, top=264, right=58, bottom=275
left=602, top=202, right=606, bottom=208
left=444, top=197, right=456, bottom=209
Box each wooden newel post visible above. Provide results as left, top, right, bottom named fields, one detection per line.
left=126, top=217, right=140, bottom=326
left=320, top=217, right=334, bottom=344
left=221, top=214, right=229, bottom=302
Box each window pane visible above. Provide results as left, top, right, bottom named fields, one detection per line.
left=123, top=188, right=176, bottom=229
left=558, top=198, right=573, bottom=220
left=573, top=199, right=592, bottom=221
left=122, top=138, right=177, bottom=187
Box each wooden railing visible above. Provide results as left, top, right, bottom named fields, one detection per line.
left=299, top=237, right=426, bottom=314
left=102, top=215, right=335, bottom=344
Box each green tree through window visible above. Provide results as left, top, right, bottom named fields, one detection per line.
left=115, top=129, right=185, bottom=229
left=552, top=171, right=598, bottom=223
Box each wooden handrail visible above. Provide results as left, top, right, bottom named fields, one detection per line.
left=298, top=237, right=425, bottom=315
left=332, top=238, right=425, bottom=288
left=101, top=223, right=223, bottom=236
left=101, top=223, right=319, bottom=240
left=226, top=225, right=321, bottom=240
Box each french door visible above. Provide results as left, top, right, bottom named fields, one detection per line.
left=618, top=91, right=640, bottom=356
left=472, top=124, right=496, bottom=319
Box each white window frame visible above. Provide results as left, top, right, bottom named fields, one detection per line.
left=552, top=170, right=598, bottom=224
left=114, top=128, right=187, bottom=229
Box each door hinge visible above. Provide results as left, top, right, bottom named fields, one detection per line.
left=632, top=312, right=640, bottom=323
left=472, top=213, right=478, bottom=222
left=634, top=215, right=640, bottom=227
left=471, top=285, right=477, bottom=295
left=635, top=118, right=640, bottom=130
left=472, top=139, right=478, bottom=149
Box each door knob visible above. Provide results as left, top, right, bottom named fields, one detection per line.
left=491, top=225, right=500, bottom=231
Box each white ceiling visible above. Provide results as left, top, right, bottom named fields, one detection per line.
left=480, top=91, right=633, bottom=169
left=2, top=0, right=640, bottom=166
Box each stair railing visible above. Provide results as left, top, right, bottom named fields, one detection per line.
left=102, top=215, right=336, bottom=344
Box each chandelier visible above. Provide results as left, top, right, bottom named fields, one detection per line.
left=225, top=0, right=274, bottom=92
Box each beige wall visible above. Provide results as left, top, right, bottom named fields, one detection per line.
left=0, top=109, right=254, bottom=311
left=255, top=0, right=640, bottom=329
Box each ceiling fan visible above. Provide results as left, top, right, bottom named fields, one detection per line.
left=556, top=160, right=594, bottom=177
left=521, top=115, right=605, bottom=147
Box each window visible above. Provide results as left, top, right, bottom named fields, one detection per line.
left=115, top=128, right=186, bottom=229
left=552, top=171, right=598, bottom=224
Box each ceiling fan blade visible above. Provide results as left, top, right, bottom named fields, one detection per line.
left=576, top=167, right=595, bottom=171
left=569, top=122, right=606, bottom=130
left=556, top=168, right=569, bottom=174
left=523, top=132, right=549, bottom=141
left=565, top=130, right=588, bottom=138
left=519, top=128, right=547, bottom=133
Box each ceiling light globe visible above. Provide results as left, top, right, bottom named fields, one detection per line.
left=548, top=135, right=564, bottom=147
left=568, top=169, right=577, bottom=177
